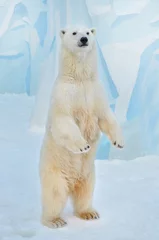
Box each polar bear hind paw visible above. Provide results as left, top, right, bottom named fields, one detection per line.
left=42, top=218, right=67, bottom=229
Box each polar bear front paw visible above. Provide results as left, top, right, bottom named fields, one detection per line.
left=113, top=140, right=123, bottom=148
left=109, top=124, right=124, bottom=149
left=66, top=138, right=91, bottom=154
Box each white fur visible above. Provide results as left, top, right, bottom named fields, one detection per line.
left=39, top=26, right=124, bottom=228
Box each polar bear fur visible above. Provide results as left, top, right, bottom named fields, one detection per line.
left=39, top=26, right=124, bottom=229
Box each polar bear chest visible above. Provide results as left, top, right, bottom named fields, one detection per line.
left=72, top=82, right=100, bottom=142
left=72, top=81, right=95, bottom=113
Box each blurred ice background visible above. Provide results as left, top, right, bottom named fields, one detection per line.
left=0, top=0, right=159, bottom=160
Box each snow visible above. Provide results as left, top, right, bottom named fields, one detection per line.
left=1, top=94, right=159, bottom=240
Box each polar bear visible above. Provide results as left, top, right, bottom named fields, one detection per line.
left=39, top=26, right=124, bottom=229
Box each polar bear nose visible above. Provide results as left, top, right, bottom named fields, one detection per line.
left=80, top=37, right=88, bottom=44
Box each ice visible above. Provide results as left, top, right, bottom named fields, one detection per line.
left=0, top=0, right=159, bottom=159
left=1, top=94, right=159, bottom=240
left=0, top=50, right=23, bottom=58
left=30, top=36, right=58, bottom=131
left=9, top=20, right=26, bottom=31
left=0, top=1, right=30, bottom=94
left=88, top=4, right=112, bottom=16
left=113, top=0, right=149, bottom=16
left=151, top=15, right=159, bottom=24
left=127, top=39, right=159, bottom=156
left=103, top=33, right=159, bottom=159
left=0, top=0, right=47, bottom=95
left=34, top=11, right=47, bottom=47
left=0, top=0, right=7, bottom=6
left=0, top=0, right=21, bottom=38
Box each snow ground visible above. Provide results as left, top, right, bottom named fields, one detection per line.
left=0, top=94, right=159, bottom=240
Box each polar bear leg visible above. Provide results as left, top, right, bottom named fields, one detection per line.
left=71, top=171, right=99, bottom=220
left=71, top=146, right=99, bottom=220
left=40, top=170, right=68, bottom=228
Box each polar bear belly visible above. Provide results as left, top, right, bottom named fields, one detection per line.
left=74, top=109, right=100, bottom=143
left=72, top=81, right=100, bottom=143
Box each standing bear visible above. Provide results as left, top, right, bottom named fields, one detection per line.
left=39, top=26, right=124, bottom=228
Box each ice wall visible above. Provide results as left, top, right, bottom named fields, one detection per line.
left=1, top=0, right=159, bottom=159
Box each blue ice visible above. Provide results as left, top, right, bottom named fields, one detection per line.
left=0, top=0, right=159, bottom=159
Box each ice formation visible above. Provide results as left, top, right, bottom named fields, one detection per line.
left=0, top=0, right=159, bottom=159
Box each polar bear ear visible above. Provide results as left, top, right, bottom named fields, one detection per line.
left=90, top=28, right=96, bottom=35
left=60, top=29, right=66, bottom=38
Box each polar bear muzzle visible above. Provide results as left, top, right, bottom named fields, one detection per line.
left=78, top=37, right=88, bottom=47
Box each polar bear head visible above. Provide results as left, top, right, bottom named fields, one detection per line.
left=60, top=26, right=96, bottom=54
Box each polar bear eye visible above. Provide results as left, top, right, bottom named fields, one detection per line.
left=72, top=32, right=77, bottom=35
left=86, top=32, right=89, bottom=35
